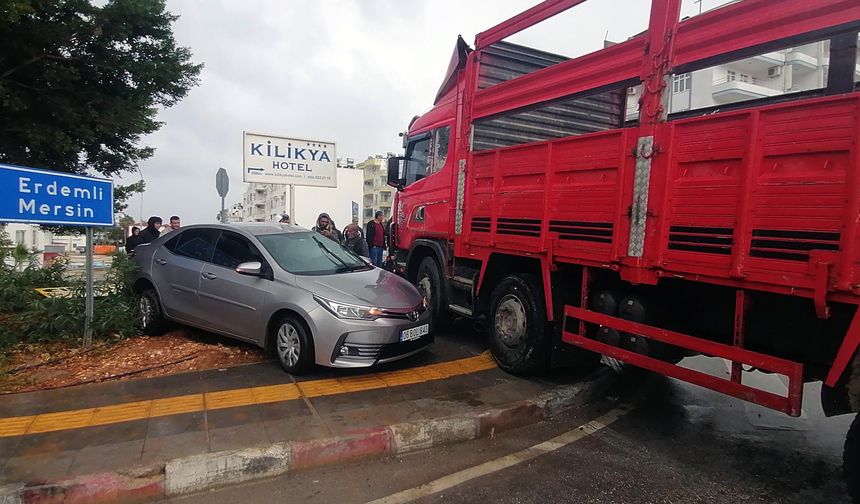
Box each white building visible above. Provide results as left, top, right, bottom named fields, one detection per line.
left=2, top=223, right=86, bottom=254
left=241, top=167, right=364, bottom=229
left=627, top=37, right=860, bottom=120
left=3, top=223, right=54, bottom=251
left=221, top=202, right=244, bottom=223
left=358, top=155, right=395, bottom=223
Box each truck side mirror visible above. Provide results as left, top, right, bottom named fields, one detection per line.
left=387, top=157, right=406, bottom=191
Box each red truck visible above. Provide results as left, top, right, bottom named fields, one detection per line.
left=386, top=0, right=860, bottom=499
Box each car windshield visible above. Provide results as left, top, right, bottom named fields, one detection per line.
left=257, top=231, right=371, bottom=276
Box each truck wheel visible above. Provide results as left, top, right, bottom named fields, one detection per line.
left=416, top=257, right=452, bottom=331
left=139, top=288, right=169, bottom=336
left=488, top=274, right=550, bottom=375
left=846, top=413, right=860, bottom=503
left=273, top=314, right=314, bottom=375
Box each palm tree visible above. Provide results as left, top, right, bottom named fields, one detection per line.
left=11, top=243, right=36, bottom=272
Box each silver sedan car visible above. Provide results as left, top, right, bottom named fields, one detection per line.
left=132, top=223, right=430, bottom=374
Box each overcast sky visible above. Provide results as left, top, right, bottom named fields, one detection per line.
left=127, top=0, right=728, bottom=224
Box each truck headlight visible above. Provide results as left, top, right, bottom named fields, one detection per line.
left=314, top=295, right=383, bottom=320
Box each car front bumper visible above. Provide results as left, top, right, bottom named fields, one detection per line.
left=306, top=306, right=433, bottom=368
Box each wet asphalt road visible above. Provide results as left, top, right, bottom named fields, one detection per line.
left=168, top=356, right=856, bottom=504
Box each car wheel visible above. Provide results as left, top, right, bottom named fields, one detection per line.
left=846, top=413, right=860, bottom=504
left=274, top=315, right=314, bottom=375
left=488, top=274, right=550, bottom=375
left=416, top=257, right=452, bottom=331
left=139, top=288, right=168, bottom=336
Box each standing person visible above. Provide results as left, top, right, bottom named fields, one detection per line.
left=365, top=210, right=386, bottom=267
left=162, top=215, right=181, bottom=235
left=138, top=216, right=163, bottom=245
left=279, top=214, right=291, bottom=225
left=124, top=226, right=141, bottom=253
left=312, top=213, right=342, bottom=243
left=343, top=224, right=369, bottom=258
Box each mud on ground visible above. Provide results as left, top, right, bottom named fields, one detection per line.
left=0, top=329, right=266, bottom=393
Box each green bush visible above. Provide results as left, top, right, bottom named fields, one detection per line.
left=0, top=252, right=140, bottom=348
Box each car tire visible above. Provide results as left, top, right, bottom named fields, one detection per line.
left=273, top=314, right=314, bottom=375
left=488, top=274, right=550, bottom=375
left=416, top=257, right=452, bottom=332
left=139, top=288, right=169, bottom=336
left=846, top=413, right=860, bottom=504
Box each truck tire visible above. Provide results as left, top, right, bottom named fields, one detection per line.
left=846, top=413, right=860, bottom=504
left=139, top=288, right=169, bottom=336
left=416, top=257, right=452, bottom=332
left=488, top=274, right=550, bottom=375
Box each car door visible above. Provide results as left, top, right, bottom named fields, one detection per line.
left=151, top=228, right=218, bottom=325
left=197, top=231, right=269, bottom=343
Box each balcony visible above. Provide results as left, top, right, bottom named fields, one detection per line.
left=786, top=51, right=819, bottom=73
left=750, top=51, right=785, bottom=68
left=712, top=77, right=782, bottom=102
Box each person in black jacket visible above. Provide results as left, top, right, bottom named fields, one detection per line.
left=343, top=224, right=369, bottom=258
left=137, top=216, right=163, bottom=245
left=124, top=226, right=141, bottom=253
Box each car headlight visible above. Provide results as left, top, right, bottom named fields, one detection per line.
left=314, top=295, right=384, bottom=320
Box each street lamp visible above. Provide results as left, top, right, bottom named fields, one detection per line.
left=135, top=165, right=145, bottom=223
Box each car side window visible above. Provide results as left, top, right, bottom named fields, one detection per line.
left=163, top=234, right=180, bottom=253
left=173, top=229, right=218, bottom=263
left=212, top=232, right=263, bottom=269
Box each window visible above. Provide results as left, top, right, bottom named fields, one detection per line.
left=212, top=232, right=263, bottom=269
left=164, top=234, right=180, bottom=252
left=15, top=230, right=24, bottom=245
left=739, top=73, right=750, bottom=83
left=672, top=73, right=692, bottom=93
left=428, top=126, right=451, bottom=175
left=404, top=134, right=431, bottom=186
left=726, top=70, right=737, bottom=82
left=173, top=229, right=218, bottom=263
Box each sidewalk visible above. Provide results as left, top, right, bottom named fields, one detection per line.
left=0, top=330, right=610, bottom=502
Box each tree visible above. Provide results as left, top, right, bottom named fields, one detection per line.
left=103, top=214, right=136, bottom=243
left=0, top=0, right=201, bottom=212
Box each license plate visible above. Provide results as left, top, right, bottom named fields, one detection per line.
left=400, top=324, right=429, bottom=342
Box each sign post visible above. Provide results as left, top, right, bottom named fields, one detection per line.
left=289, top=185, right=295, bottom=224
left=216, top=167, right=229, bottom=222
left=83, top=227, right=94, bottom=349
left=0, top=163, right=114, bottom=350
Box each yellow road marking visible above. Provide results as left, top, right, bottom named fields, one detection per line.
left=251, top=384, right=302, bottom=404
left=0, top=352, right=496, bottom=438
left=150, top=394, right=205, bottom=417
left=0, top=415, right=36, bottom=437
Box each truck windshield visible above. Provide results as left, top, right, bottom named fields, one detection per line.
left=404, top=136, right=431, bottom=185
left=257, top=231, right=371, bottom=276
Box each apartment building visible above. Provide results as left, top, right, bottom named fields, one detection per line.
left=357, top=155, right=394, bottom=223
left=627, top=36, right=860, bottom=120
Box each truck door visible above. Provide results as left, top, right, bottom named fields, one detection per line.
left=397, top=126, right=453, bottom=246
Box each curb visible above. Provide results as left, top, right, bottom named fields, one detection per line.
left=1, top=368, right=614, bottom=503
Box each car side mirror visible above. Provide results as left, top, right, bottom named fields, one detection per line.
left=387, top=156, right=406, bottom=192
left=235, top=261, right=263, bottom=276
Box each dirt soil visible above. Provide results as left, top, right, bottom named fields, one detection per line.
left=0, top=329, right=266, bottom=394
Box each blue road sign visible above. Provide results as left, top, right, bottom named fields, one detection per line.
left=0, top=163, right=114, bottom=227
